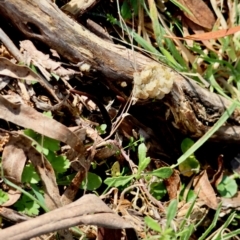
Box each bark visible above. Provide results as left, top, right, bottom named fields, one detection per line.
left=0, top=0, right=239, bottom=142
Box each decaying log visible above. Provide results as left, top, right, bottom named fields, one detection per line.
left=0, top=0, right=240, bottom=142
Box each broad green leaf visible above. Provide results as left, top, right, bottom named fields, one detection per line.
left=151, top=167, right=173, bottom=179
left=22, top=164, right=40, bottom=184
left=144, top=216, right=162, bottom=232
left=181, top=138, right=194, bottom=153
left=80, top=172, right=102, bottom=191
left=104, top=175, right=134, bottom=188
left=0, top=189, right=9, bottom=205
left=217, top=176, right=238, bottom=198
left=24, top=129, right=60, bottom=154
left=179, top=155, right=200, bottom=177
left=150, top=181, right=167, bottom=200
left=121, top=0, right=138, bottom=20
left=14, top=194, right=40, bottom=216
left=46, top=151, right=70, bottom=174
left=58, top=172, right=102, bottom=191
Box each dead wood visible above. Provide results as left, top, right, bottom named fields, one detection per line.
left=0, top=0, right=240, bottom=142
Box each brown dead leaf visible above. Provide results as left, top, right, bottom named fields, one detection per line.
left=177, top=0, right=215, bottom=29
left=0, top=95, right=86, bottom=167
left=1, top=130, right=61, bottom=210
left=20, top=40, right=76, bottom=80
left=0, top=57, right=42, bottom=81
left=164, top=169, right=181, bottom=200
left=0, top=194, right=133, bottom=240
left=61, top=170, right=86, bottom=205
left=166, top=25, right=240, bottom=41
left=221, top=191, right=240, bottom=209
left=0, top=57, right=59, bottom=102
left=193, top=170, right=218, bottom=209
left=211, top=155, right=224, bottom=187
left=177, top=199, right=208, bottom=223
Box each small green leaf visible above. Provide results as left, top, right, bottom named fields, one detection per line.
left=144, top=216, right=162, bottom=232
left=150, top=167, right=173, bottom=179
left=121, top=0, right=138, bottom=20
left=24, top=129, right=60, bottom=153
left=80, top=172, right=102, bottom=191
left=217, top=176, right=238, bottom=198
left=46, top=151, right=70, bottom=174
left=137, top=143, right=151, bottom=174
left=104, top=175, right=134, bottom=188
left=43, top=111, right=53, bottom=118
left=150, top=181, right=167, bottom=200
left=14, top=194, right=40, bottom=216
left=0, top=189, right=9, bottom=205
left=96, top=124, right=107, bottom=135
left=22, top=164, right=40, bottom=184
left=138, top=143, right=147, bottom=161
left=179, top=155, right=200, bottom=177
left=111, top=161, right=121, bottom=177
left=181, top=138, right=194, bottom=153
left=166, top=199, right=178, bottom=229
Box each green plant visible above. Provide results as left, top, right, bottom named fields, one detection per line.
left=104, top=141, right=172, bottom=197
left=144, top=199, right=195, bottom=240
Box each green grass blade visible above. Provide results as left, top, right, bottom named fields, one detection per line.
left=199, top=203, right=222, bottom=240
left=172, top=101, right=237, bottom=168
left=3, top=177, right=49, bottom=212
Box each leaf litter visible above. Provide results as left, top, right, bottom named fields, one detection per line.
left=0, top=0, right=240, bottom=239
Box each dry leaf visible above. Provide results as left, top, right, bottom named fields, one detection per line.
left=211, top=155, right=224, bottom=187
left=0, top=95, right=86, bottom=166
left=166, top=25, right=240, bottom=41
left=193, top=170, right=218, bottom=209
left=1, top=130, right=61, bottom=210
left=0, top=57, right=42, bottom=81
left=177, top=0, right=215, bottom=29
left=221, top=191, right=240, bottom=209
left=164, top=169, right=181, bottom=200
left=61, top=170, right=86, bottom=205
left=20, top=40, right=76, bottom=80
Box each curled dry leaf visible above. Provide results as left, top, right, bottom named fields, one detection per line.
left=177, top=0, right=215, bottom=29
left=0, top=194, right=133, bottom=240
left=193, top=170, right=218, bottom=209
left=164, top=169, right=181, bottom=200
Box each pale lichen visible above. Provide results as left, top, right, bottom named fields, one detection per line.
left=133, top=64, right=175, bottom=100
